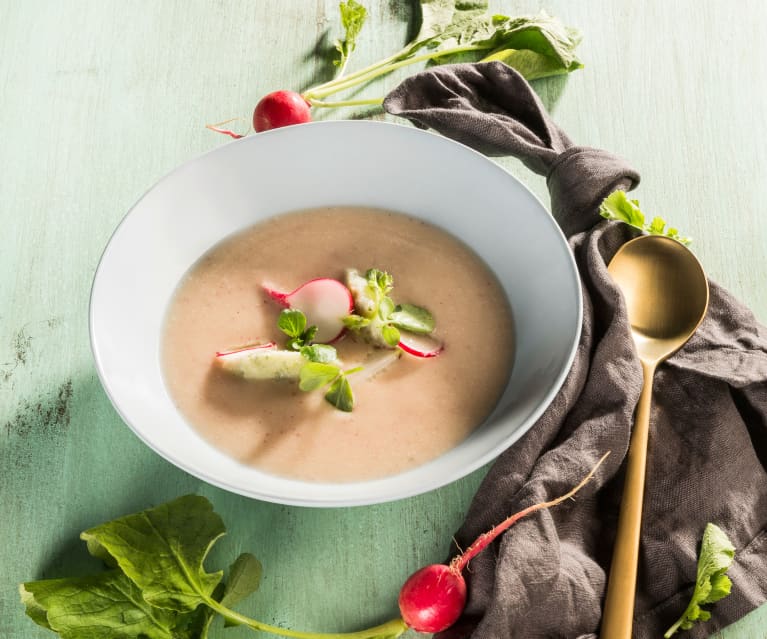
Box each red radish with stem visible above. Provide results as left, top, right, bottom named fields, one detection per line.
left=253, top=90, right=312, bottom=132
left=263, top=278, right=353, bottom=343
left=397, top=452, right=610, bottom=633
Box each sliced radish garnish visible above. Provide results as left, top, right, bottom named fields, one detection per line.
left=398, top=333, right=444, bottom=358
left=215, top=342, right=305, bottom=380
left=215, top=341, right=276, bottom=357
left=263, top=278, right=353, bottom=343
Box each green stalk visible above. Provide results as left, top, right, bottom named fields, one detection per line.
left=206, top=598, right=408, bottom=639
left=306, top=47, right=410, bottom=96
left=308, top=97, right=384, bottom=108
left=303, top=43, right=490, bottom=101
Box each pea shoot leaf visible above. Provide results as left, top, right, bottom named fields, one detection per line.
left=381, top=324, right=401, bottom=347
left=79, top=495, right=225, bottom=612
left=325, top=375, right=355, bottom=412
left=389, top=304, right=435, bottom=334
left=299, top=362, right=341, bottom=391
left=277, top=309, right=306, bottom=338
left=300, top=344, right=338, bottom=363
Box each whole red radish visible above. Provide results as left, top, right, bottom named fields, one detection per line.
left=253, top=90, right=312, bottom=132
left=398, top=564, right=466, bottom=633
left=397, top=452, right=610, bottom=633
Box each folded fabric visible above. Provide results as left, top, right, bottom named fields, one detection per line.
left=384, top=62, right=767, bottom=639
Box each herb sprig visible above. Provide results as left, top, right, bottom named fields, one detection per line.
left=344, top=269, right=436, bottom=347
left=278, top=308, right=318, bottom=351
left=278, top=308, right=359, bottom=412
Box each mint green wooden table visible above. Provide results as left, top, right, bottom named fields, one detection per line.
left=2, top=2, right=765, bottom=638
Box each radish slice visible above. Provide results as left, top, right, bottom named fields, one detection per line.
left=398, top=333, right=444, bottom=358
left=215, top=342, right=305, bottom=380
left=215, top=341, right=276, bottom=357
left=263, top=278, right=353, bottom=343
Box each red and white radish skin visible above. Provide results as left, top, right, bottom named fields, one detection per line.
left=398, top=332, right=444, bottom=358
left=253, top=90, right=312, bottom=132
left=398, top=564, right=466, bottom=633
left=263, top=278, right=353, bottom=343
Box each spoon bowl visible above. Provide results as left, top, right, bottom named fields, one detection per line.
left=608, top=236, right=709, bottom=363
left=600, top=235, right=709, bottom=638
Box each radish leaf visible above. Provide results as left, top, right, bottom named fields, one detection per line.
left=600, top=190, right=692, bottom=245
left=221, top=553, right=262, bottom=607
left=664, top=523, right=735, bottom=637
left=304, top=2, right=582, bottom=104
left=79, top=495, right=225, bottom=612
left=20, top=571, right=188, bottom=639
left=334, top=0, right=368, bottom=74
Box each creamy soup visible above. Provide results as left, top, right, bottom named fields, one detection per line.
left=162, top=207, right=514, bottom=482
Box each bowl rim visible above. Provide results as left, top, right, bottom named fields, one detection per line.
left=89, top=119, right=582, bottom=506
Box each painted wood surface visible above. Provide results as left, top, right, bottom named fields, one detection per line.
left=1, top=1, right=765, bottom=637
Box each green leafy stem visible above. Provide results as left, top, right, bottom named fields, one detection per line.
left=664, top=523, right=735, bottom=637
left=303, top=0, right=583, bottom=108
left=20, top=496, right=407, bottom=639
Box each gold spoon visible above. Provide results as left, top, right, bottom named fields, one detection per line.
left=600, top=235, right=709, bottom=639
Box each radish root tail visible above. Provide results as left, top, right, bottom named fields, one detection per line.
left=450, top=451, right=611, bottom=573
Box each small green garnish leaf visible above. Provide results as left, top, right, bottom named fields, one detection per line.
left=366, top=268, right=394, bottom=298
left=279, top=309, right=319, bottom=350
left=325, top=375, right=354, bottom=412
left=278, top=308, right=306, bottom=338
left=379, top=296, right=395, bottom=319
left=343, top=314, right=371, bottom=329
left=600, top=190, right=692, bottom=245
left=300, top=344, right=338, bottom=363
left=334, top=0, right=368, bottom=72
left=381, top=324, right=401, bottom=347
left=79, top=495, right=225, bottom=612
left=664, top=523, right=736, bottom=637
left=389, top=304, right=435, bottom=334
left=299, top=362, right=341, bottom=391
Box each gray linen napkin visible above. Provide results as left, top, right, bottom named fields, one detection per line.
left=384, top=62, right=767, bottom=639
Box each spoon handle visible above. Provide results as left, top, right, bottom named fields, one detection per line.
left=600, top=361, right=655, bottom=639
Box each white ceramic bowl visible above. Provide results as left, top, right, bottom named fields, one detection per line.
left=90, top=120, right=581, bottom=507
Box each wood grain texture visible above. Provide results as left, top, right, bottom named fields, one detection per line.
left=0, top=1, right=764, bottom=638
